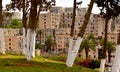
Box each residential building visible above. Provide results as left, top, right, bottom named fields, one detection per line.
left=4, top=29, right=23, bottom=54
left=38, top=7, right=120, bottom=63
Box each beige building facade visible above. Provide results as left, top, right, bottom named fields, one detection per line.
left=38, top=7, right=120, bottom=62
left=4, top=29, right=23, bottom=54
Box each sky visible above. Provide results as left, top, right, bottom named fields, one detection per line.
left=2, top=0, right=100, bottom=14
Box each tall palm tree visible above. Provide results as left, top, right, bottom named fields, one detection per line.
left=106, top=42, right=115, bottom=63
left=100, top=39, right=116, bottom=63
left=45, top=35, right=54, bottom=53
left=87, top=33, right=96, bottom=42
left=80, top=39, right=96, bottom=59
left=66, top=0, right=94, bottom=67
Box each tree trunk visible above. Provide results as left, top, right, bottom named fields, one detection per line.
left=66, top=37, right=82, bottom=67
left=0, top=28, right=5, bottom=54
left=111, top=31, right=120, bottom=72
left=108, top=50, right=111, bottom=63
left=40, top=33, right=41, bottom=43
left=66, top=0, right=94, bottom=67
left=30, top=30, right=36, bottom=57
left=66, top=0, right=76, bottom=67
left=78, top=0, right=94, bottom=37
left=111, top=45, right=120, bottom=72
left=22, top=0, right=28, bottom=55
left=85, top=49, right=89, bottom=59
left=0, top=0, right=2, bottom=28
left=100, top=59, right=106, bottom=72
left=26, top=28, right=32, bottom=61
left=70, top=0, right=76, bottom=37
left=100, top=1, right=109, bottom=72
left=23, top=28, right=27, bottom=54
left=66, top=37, right=73, bottom=67
left=0, top=0, right=5, bottom=54
left=26, top=0, right=37, bottom=60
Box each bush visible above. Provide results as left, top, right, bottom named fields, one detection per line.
left=76, top=59, right=91, bottom=68
left=77, top=59, right=100, bottom=69
left=89, top=60, right=100, bottom=69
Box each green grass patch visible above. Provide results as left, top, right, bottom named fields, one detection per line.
left=0, top=54, right=99, bottom=72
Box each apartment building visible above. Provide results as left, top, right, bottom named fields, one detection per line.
left=39, top=12, right=61, bottom=29
left=55, top=28, right=70, bottom=54
left=38, top=7, right=120, bottom=62
left=4, top=29, right=23, bottom=54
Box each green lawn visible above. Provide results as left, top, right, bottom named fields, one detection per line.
left=0, top=54, right=99, bottom=72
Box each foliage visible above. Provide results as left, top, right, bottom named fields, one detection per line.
left=0, top=54, right=99, bottom=72
left=76, top=59, right=91, bottom=68
left=7, top=0, right=56, bottom=30
left=76, top=59, right=100, bottom=69
left=35, top=43, right=44, bottom=49
left=6, top=19, right=22, bottom=29
left=89, top=60, right=100, bottom=69
left=100, top=39, right=116, bottom=52
left=106, top=42, right=116, bottom=52
left=80, top=34, right=96, bottom=59
left=95, top=0, right=120, bottom=19
left=45, top=35, right=54, bottom=52
left=87, top=33, right=96, bottom=42
left=37, top=30, right=44, bottom=35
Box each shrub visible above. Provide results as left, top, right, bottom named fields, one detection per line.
left=76, top=59, right=100, bottom=69
left=76, top=59, right=91, bottom=68
left=89, top=60, right=100, bottom=69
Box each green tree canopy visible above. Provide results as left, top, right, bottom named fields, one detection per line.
left=95, top=0, right=120, bottom=19
left=80, top=34, right=96, bottom=59
left=35, top=43, right=44, bottom=49
left=6, top=19, right=22, bottom=29
left=45, top=35, right=54, bottom=52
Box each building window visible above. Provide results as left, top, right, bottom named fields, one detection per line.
left=9, top=39, right=11, bottom=41
left=44, top=18, right=46, bottom=21
left=44, top=15, right=46, bottom=17
left=44, top=22, right=46, bottom=24
left=9, top=47, right=11, bottom=49
left=9, top=43, right=11, bottom=45
left=67, top=13, right=69, bottom=15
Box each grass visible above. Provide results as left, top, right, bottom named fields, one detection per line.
left=0, top=54, right=99, bottom=72
left=42, top=54, right=83, bottom=63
